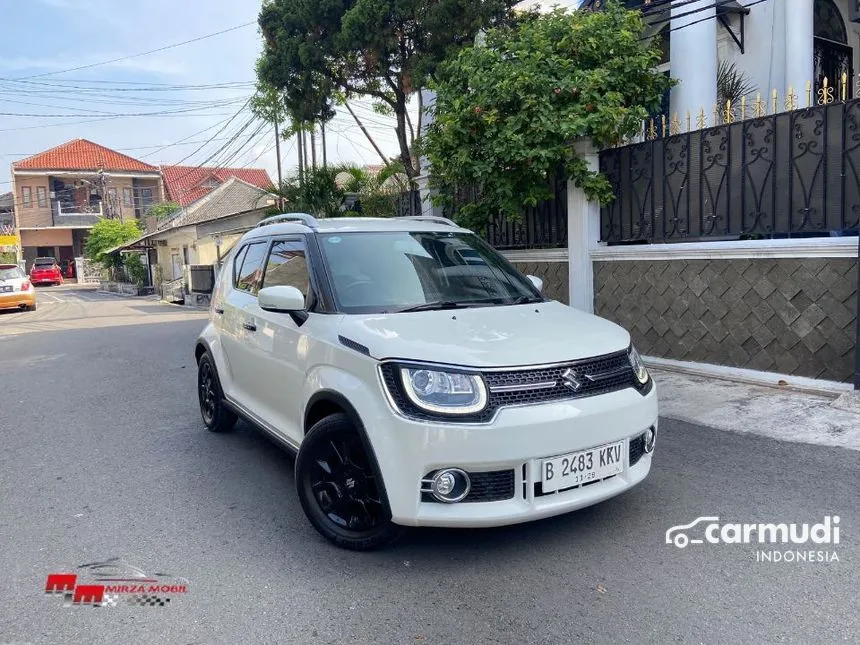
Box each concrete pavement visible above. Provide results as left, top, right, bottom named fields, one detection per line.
left=0, top=288, right=857, bottom=644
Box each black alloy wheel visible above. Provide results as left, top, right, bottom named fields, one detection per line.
left=197, top=352, right=236, bottom=433
left=296, top=413, right=403, bottom=550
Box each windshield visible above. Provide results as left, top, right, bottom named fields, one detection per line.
left=34, top=259, right=55, bottom=267
left=318, top=231, right=543, bottom=313
left=0, top=267, right=23, bottom=280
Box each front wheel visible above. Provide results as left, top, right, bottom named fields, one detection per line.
left=296, top=413, right=403, bottom=550
left=197, top=352, right=237, bottom=433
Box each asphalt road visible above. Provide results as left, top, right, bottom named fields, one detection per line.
left=0, top=287, right=857, bottom=644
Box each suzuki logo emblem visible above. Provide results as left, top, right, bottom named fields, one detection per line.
left=560, top=368, right=583, bottom=392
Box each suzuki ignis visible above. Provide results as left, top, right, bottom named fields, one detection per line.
left=195, top=214, right=657, bottom=550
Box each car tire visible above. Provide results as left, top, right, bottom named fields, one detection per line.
left=296, top=413, right=404, bottom=551
left=28, top=303, right=36, bottom=312
left=197, top=352, right=237, bottom=433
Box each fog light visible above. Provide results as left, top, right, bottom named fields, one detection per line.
left=644, top=427, right=656, bottom=454
left=431, top=468, right=470, bottom=503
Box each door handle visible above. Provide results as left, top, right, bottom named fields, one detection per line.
left=242, top=321, right=257, bottom=332
left=214, top=307, right=224, bottom=315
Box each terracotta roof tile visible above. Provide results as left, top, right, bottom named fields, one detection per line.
left=12, top=138, right=158, bottom=172
left=160, top=165, right=274, bottom=207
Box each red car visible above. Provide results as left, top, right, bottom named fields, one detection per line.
left=29, top=257, right=64, bottom=286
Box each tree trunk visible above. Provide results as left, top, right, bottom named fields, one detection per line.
left=394, top=93, right=416, bottom=178
left=297, top=127, right=305, bottom=185
left=310, top=124, right=317, bottom=169
left=321, top=121, right=327, bottom=169
left=344, top=101, right=390, bottom=166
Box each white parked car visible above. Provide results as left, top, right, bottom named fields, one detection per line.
left=195, top=214, right=657, bottom=550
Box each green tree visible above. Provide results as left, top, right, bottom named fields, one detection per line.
left=257, top=0, right=518, bottom=179
left=84, top=218, right=142, bottom=269
left=146, top=202, right=181, bottom=221
left=421, top=2, right=673, bottom=231
left=123, top=253, right=148, bottom=287
left=278, top=166, right=348, bottom=219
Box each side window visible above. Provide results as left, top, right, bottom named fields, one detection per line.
left=234, top=241, right=269, bottom=295
left=261, top=240, right=310, bottom=297
left=232, top=245, right=249, bottom=287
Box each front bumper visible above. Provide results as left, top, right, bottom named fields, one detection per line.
left=366, top=384, right=658, bottom=528
left=0, top=292, right=35, bottom=309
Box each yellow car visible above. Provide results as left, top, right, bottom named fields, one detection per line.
left=0, top=264, right=36, bottom=312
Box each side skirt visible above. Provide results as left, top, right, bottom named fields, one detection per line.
left=221, top=398, right=300, bottom=456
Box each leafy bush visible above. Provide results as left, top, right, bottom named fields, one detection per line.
left=422, top=1, right=673, bottom=230
left=84, top=219, right=142, bottom=269
left=146, top=202, right=182, bottom=221
left=123, top=253, right=148, bottom=287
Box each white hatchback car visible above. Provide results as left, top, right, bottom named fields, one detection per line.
left=195, top=213, right=657, bottom=550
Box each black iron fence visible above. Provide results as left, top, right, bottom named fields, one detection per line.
left=445, top=171, right=568, bottom=250
left=599, top=98, right=860, bottom=243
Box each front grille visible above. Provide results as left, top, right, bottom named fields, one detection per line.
left=629, top=433, right=646, bottom=467
left=381, top=350, right=636, bottom=423
left=421, top=469, right=515, bottom=503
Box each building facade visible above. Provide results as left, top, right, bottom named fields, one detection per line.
left=11, top=139, right=163, bottom=271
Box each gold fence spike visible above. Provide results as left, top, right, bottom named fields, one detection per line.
left=740, top=96, right=746, bottom=120
left=754, top=92, right=765, bottom=118
left=670, top=113, right=681, bottom=135
left=724, top=99, right=733, bottom=123
left=772, top=89, right=778, bottom=114
left=713, top=103, right=719, bottom=125
left=647, top=118, right=657, bottom=140
left=806, top=81, right=813, bottom=107
left=686, top=110, right=692, bottom=133
left=817, top=77, right=834, bottom=105
left=785, top=86, right=797, bottom=111
left=696, top=107, right=707, bottom=129
left=841, top=72, right=848, bottom=102
left=661, top=114, right=667, bottom=138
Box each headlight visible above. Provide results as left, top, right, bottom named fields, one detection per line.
left=628, top=345, right=650, bottom=386
left=399, top=367, right=488, bottom=415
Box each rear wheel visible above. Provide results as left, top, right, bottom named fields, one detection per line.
left=197, top=352, right=237, bottom=433
left=296, top=413, right=403, bottom=550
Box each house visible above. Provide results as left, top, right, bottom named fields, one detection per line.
left=114, top=176, right=277, bottom=302
left=160, top=165, right=272, bottom=208
left=0, top=192, right=17, bottom=263
left=580, top=0, right=860, bottom=119
left=10, top=139, right=164, bottom=271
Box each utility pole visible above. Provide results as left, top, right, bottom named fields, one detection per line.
left=273, top=112, right=283, bottom=208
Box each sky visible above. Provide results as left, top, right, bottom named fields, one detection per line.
left=0, top=0, right=410, bottom=193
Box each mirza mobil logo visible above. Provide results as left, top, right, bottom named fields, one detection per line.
left=44, top=557, right=189, bottom=607
left=666, top=516, right=841, bottom=563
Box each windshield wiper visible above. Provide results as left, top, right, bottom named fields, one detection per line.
left=509, top=295, right=544, bottom=305
left=395, top=300, right=474, bottom=313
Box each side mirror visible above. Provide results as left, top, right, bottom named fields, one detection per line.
left=527, top=274, right=543, bottom=292
left=259, top=285, right=305, bottom=313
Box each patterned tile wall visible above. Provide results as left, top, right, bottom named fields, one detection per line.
left=594, top=258, right=858, bottom=382
left=511, top=261, right=569, bottom=305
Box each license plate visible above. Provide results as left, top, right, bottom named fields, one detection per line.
left=0, top=285, right=11, bottom=293
left=541, top=441, right=625, bottom=493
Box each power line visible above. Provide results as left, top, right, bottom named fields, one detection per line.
left=15, top=22, right=256, bottom=80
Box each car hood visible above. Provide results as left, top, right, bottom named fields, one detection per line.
left=338, top=300, right=631, bottom=367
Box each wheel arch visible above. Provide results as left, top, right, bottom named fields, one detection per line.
left=195, top=339, right=210, bottom=364
left=303, top=390, right=393, bottom=518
